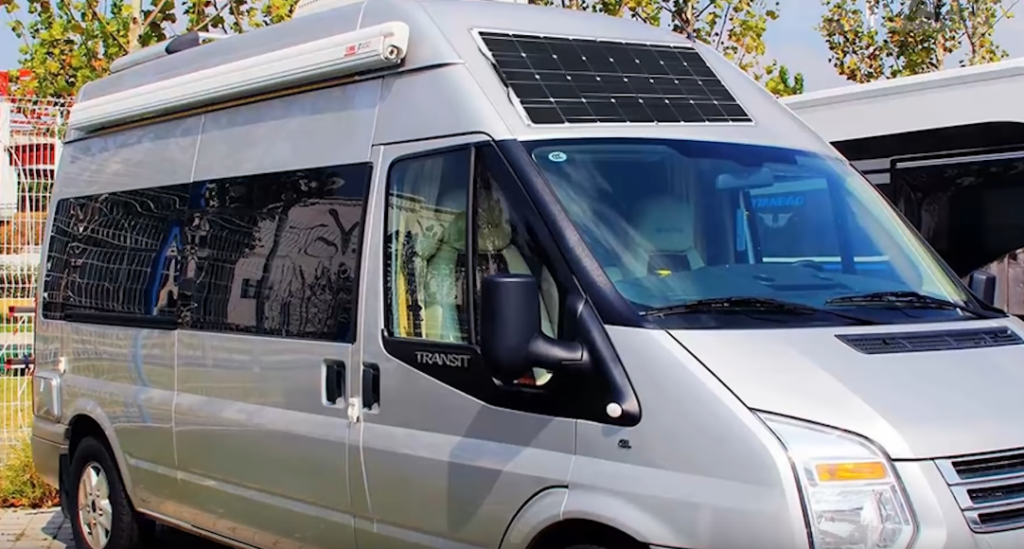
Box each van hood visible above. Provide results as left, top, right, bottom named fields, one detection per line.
left=669, top=318, right=1024, bottom=460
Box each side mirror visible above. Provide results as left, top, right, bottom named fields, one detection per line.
left=480, top=273, right=589, bottom=384
left=968, top=269, right=997, bottom=306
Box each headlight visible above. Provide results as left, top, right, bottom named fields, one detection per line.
left=758, top=413, right=916, bottom=549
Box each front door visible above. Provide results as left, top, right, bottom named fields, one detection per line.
left=351, top=134, right=576, bottom=548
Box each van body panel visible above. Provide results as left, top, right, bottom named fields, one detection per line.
left=53, top=116, right=202, bottom=198
left=173, top=333, right=356, bottom=549
left=191, top=80, right=380, bottom=181
left=64, top=326, right=179, bottom=510
left=669, top=317, right=1024, bottom=459
left=352, top=135, right=574, bottom=549
left=372, top=66, right=514, bottom=145
left=593, top=326, right=809, bottom=549
left=496, top=487, right=568, bottom=549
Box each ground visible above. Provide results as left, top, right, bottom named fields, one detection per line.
left=0, top=508, right=226, bottom=549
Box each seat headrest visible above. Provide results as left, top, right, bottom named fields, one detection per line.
left=439, top=187, right=512, bottom=253
left=632, top=195, right=695, bottom=251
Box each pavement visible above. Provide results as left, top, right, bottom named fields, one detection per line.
left=0, top=508, right=226, bottom=549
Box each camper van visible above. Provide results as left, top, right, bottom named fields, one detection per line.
left=28, top=0, right=1024, bottom=548
left=782, top=57, right=1024, bottom=315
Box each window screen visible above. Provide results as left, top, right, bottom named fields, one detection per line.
left=477, top=31, right=752, bottom=125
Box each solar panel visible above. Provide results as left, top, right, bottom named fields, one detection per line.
left=477, top=31, right=753, bottom=126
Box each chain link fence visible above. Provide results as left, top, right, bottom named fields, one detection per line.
left=0, top=96, right=68, bottom=460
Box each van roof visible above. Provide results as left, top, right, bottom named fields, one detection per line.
left=781, top=56, right=1024, bottom=143
left=70, top=0, right=834, bottom=155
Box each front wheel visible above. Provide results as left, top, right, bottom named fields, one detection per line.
left=69, top=437, right=148, bottom=549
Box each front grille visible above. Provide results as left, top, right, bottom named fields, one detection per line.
left=936, top=448, right=1024, bottom=533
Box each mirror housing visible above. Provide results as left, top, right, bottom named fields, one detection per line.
left=480, top=273, right=589, bottom=384
left=968, top=269, right=997, bottom=307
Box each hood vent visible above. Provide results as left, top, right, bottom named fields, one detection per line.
left=836, top=327, right=1023, bottom=355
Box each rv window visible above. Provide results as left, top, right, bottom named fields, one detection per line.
left=42, top=185, right=191, bottom=325
left=183, top=163, right=372, bottom=342
left=42, top=163, right=373, bottom=342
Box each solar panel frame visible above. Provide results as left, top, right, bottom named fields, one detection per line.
left=471, top=29, right=755, bottom=127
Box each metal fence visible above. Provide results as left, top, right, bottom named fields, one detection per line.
left=0, top=96, right=68, bottom=458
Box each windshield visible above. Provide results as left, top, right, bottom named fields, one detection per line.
left=524, top=138, right=990, bottom=328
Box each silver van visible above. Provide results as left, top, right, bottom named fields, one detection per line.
left=28, top=0, right=1024, bottom=548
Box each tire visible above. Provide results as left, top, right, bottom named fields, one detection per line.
left=69, top=436, right=147, bottom=549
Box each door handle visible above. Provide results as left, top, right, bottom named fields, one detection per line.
left=362, top=362, right=380, bottom=411
left=324, top=359, right=346, bottom=405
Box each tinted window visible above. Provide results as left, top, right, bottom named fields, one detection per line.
left=42, top=185, right=190, bottom=323
left=42, top=163, right=372, bottom=343
left=183, top=164, right=372, bottom=342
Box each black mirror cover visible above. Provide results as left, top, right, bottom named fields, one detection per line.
left=968, top=269, right=997, bottom=307
left=480, top=273, right=589, bottom=384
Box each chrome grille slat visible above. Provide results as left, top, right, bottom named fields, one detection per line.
left=936, top=449, right=1024, bottom=533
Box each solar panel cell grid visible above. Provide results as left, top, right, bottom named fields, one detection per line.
left=478, top=31, right=753, bottom=126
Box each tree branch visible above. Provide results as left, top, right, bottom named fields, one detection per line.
left=142, top=0, right=171, bottom=28
left=194, top=0, right=232, bottom=32
left=87, top=0, right=129, bottom=50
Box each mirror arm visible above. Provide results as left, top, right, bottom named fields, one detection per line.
left=527, top=334, right=591, bottom=375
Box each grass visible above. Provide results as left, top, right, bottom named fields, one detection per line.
left=0, top=375, right=55, bottom=509
left=0, top=438, right=58, bottom=508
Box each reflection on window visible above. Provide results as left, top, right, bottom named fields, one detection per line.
left=184, top=164, right=371, bottom=342
left=42, top=163, right=372, bottom=343
left=526, top=138, right=969, bottom=315
left=43, top=185, right=190, bottom=321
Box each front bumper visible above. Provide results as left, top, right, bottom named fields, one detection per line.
left=30, top=418, right=66, bottom=489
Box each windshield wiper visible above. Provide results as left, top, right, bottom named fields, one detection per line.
left=641, top=296, right=877, bottom=324
left=824, top=291, right=993, bottom=317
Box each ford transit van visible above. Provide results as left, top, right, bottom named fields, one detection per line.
left=29, top=0, right=1024, bottom=548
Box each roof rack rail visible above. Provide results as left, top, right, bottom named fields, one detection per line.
left=110, top=32, right=232, bottom=74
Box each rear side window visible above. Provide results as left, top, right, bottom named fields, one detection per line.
left=41, top=163, right=373, bottom=343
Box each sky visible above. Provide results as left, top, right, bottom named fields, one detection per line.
left=0, top=1, right=1021, bottom=92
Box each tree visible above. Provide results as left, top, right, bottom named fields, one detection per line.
left=531, top=0, right=805, bottom=96
left=0, top=0, right=300, bottom=100
left=819, top=0, right=1015, bottom=84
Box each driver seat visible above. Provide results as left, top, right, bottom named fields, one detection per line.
left=632, top=194, right=704, bottom=276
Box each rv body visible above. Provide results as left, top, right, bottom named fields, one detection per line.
left=28, top=1, right=1024, bottom=549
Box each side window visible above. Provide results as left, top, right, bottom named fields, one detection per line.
left=182, top=163, right=371, bottom=342
left=384, top=148, right=472, bottom=342
left=42, top=186, right=190, bottom=323
left=384, top=144, right=562, bottom=348
left=472, top=145, right=561, bottom=340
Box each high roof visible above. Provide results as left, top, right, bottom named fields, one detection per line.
left=70, top=0, right=835, bottom=155
left=781, top=56, right=1024, bottom=143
